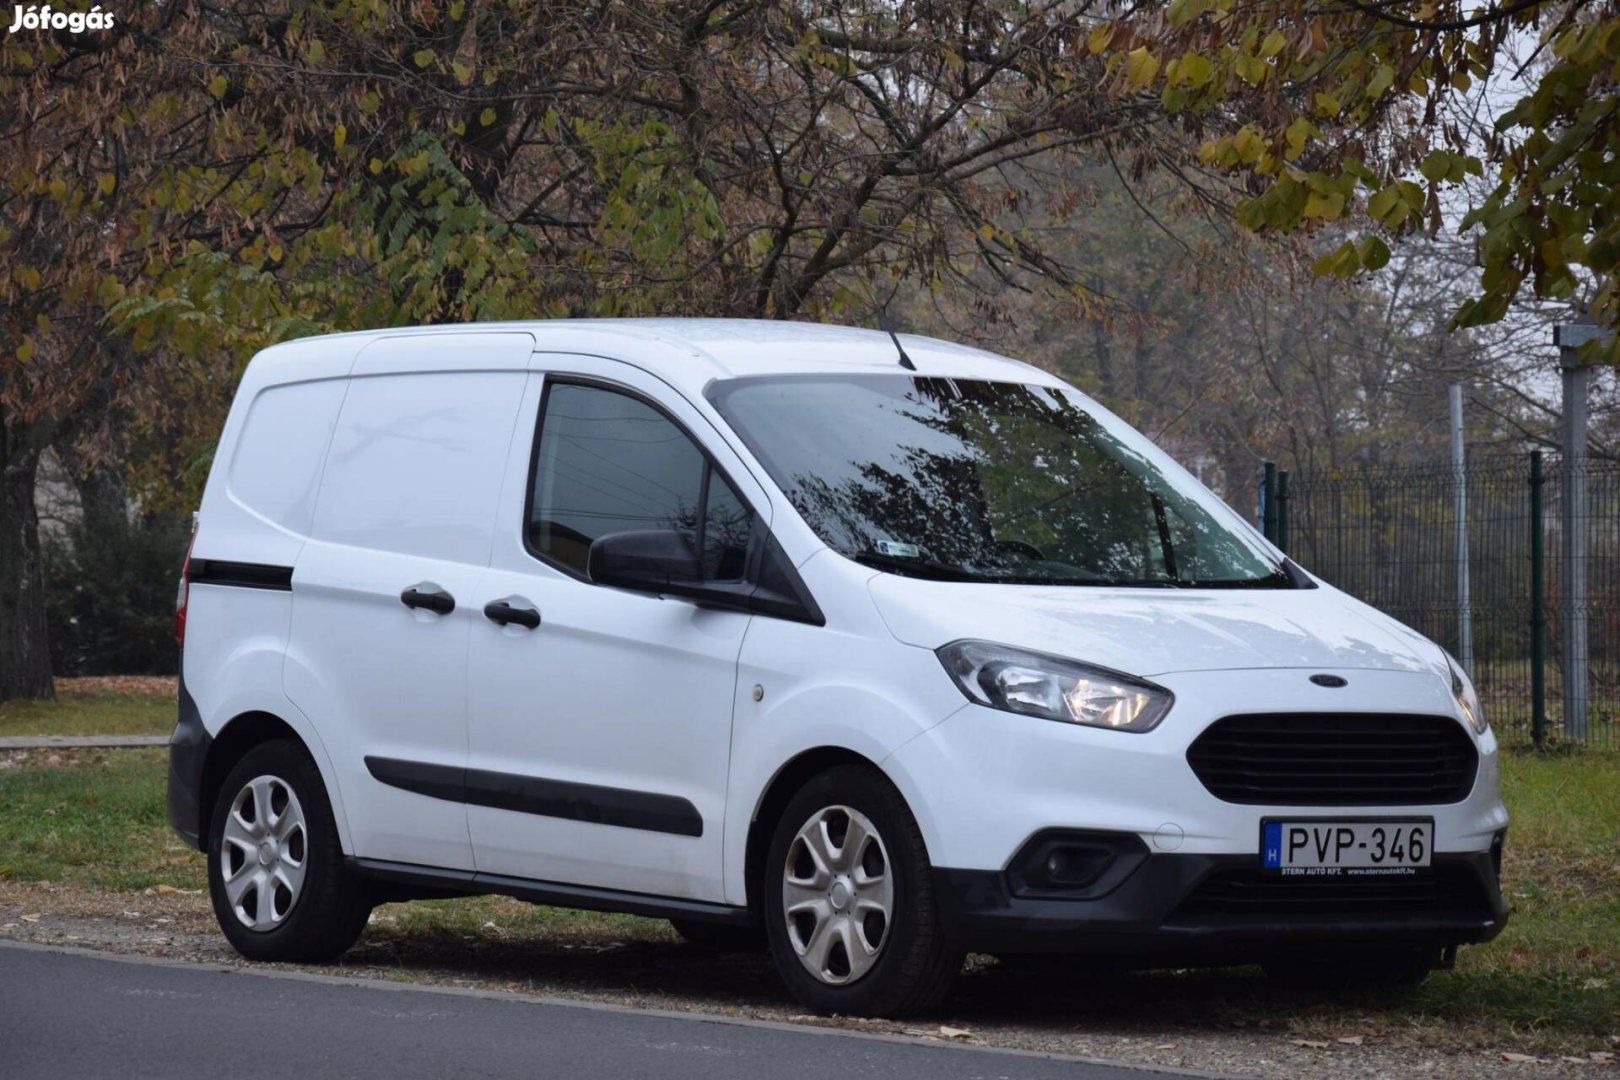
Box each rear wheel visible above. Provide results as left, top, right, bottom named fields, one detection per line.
left=206, top=739, right=371, bottom=962
left=764, top=764, right=962, bottom=1017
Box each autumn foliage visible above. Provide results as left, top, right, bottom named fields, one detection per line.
left=1, top=0, right=1617, bottom=698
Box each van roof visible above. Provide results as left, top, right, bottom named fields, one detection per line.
left=251, top=318, right=1058, bottom=391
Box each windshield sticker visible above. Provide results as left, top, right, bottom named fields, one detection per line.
left=874, top=540, right=922, bottom=558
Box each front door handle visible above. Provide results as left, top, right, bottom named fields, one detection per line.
left=483, top=599, right=540, bottom=630
left=400, top=584, right=455, bottom=615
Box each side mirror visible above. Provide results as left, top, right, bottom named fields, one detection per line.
left=587, top=530, right=704, bottom=592
left=586, top=528, right=825, bottom=625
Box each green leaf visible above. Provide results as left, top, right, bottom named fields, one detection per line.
left=1367, top=185, right=1404, bottom=225
left=1312, top=240, right=1360, bottom=277
left=1124, top=47, right=1160, bottom=89
left=1420, top=150, right=1452, bottom=183
left=1167, top=0, right=1211, bottom=27
left=1367, top=63, right=1395, bottom=98
left=413, top=49, right=435, bottom=69
left=1360, top=235, right=1392, bottom=270
left=207, top=74, right=228, bottom=99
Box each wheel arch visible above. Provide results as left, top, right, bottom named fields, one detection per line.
left=743, top=746, right=910, bottom=922
left=200, top=712, right=321, bottom=851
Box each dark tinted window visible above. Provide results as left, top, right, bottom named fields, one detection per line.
left=702, top=473, right=752, bottom=581
left=707, top=375, right=1289, bottom=588
left=529, top=383, right=753, bottom=579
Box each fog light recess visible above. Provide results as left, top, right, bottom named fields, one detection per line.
left=1006, top=831, right=1150, bottom=899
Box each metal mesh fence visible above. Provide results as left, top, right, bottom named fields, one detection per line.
left=1282, top=454, right=1619, bottom=750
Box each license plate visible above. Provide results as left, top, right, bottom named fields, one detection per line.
left=1261, top=819, right=1432, bottom=874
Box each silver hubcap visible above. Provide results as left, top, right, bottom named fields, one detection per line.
left=219, top=774, right=308, bottom=932
left=782, top=805, right=893, bottom=985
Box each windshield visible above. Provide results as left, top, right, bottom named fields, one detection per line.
left=707, top=374, right=1292, bottom=588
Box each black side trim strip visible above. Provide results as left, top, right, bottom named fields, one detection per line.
left=189, top=559, right=293, bottom=591
left=348, top=857, right=750, bottom=924
left=363, top=756, right=704, bottom=838
left=364, top=756, right=466, bottom=804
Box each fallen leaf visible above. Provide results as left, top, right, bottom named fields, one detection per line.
left=1291, top=1039, right=1331, bottom=1049
left=938, top=1026, right=973, bottom=1040
left=1501, top=1052, right=1540, bottom=1063
left=1591, top=1051, right=1615, bottom=1064
left=19, top=913, right=41, bottom=923
left=154, top=884, right=180, bottom=895
left=1336, top=1035, right=1364, bottom=1046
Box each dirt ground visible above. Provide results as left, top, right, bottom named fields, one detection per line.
left=1, top=880, right=1611, bottom=1078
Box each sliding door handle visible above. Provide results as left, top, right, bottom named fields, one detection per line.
left=483, top=599, right=540, bottom=630
left=400, top=584, right=455, bottom=615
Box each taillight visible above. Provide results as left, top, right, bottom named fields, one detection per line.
left=176, top=516, right=198, bottom=646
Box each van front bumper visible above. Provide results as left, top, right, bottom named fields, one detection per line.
left=932, top=844, right=1507, bottom=960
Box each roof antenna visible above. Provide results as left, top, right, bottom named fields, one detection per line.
left=879, top=315, right=917, bottom=371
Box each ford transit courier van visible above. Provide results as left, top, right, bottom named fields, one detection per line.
left=169, top=319, right=1506, bottom=1016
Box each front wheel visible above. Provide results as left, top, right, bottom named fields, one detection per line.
left=764, top=764, right=962, bottom=1017
left=206, top=739, right=371, bottom=963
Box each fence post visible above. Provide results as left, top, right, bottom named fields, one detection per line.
left=1529, top=450, right=1547, bottom=748
left=1450, top=384, right=1473, bottom=675
left=1277, top=470, right=1290, bottom=554
left=1261, top=462, right=1278, bottom=544
left=1555, top=322, right=1601, bottom=740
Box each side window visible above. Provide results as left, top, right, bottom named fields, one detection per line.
left=528, top=382, right=754, bottom=580
left=311, top=371, right=527, bottom=563
left=702, top=472, right=752, bottom=581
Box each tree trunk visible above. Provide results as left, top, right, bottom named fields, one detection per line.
left=0, top=443, right=54, bottom=701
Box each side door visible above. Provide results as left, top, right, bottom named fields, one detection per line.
left=466, top=357, right=770, bottom=901
left=283, top=334, right=531, bottom=872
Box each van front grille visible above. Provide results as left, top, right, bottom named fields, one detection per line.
left=1185, top=713, right=1477, bottom=806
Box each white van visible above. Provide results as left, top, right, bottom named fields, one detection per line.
left=169, top=320, right=1507, bottom=1016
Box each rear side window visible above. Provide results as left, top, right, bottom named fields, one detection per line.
left=228, top=380, right=347, bottom=536
left=528, top=382, right=752, bottom=580
left=312, top=371, right=527, bottom=564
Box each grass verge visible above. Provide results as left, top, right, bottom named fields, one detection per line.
left=0, top=744, right=1614, bottom=1052
left=0, top=678, right=175, bottom=739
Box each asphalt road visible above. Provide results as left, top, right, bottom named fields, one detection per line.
left=0, top=944, right=1200, bottom=1080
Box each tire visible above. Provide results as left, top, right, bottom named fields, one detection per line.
left=763, top=764, right=963, bottom=1017
left=206, top=739, right=371, bottom=963
left=670, top=918, right=766, bottom=953
left=1264, top=946, right=1438, bottom=992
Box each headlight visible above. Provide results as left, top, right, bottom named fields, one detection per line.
left=937, top=640, right=1173, bottom=732
left=1446, top=652, right=1488, bottom=735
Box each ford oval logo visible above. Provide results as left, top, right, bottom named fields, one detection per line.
left=1310, top=674, right=1348, bottom=688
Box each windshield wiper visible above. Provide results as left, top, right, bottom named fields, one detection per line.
left=850, top=551, right=984, bottom=582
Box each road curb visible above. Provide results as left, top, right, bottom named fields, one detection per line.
left=0, top=735, right=168, bottom=750
left=0, top=939, right=1247, bottom=1079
